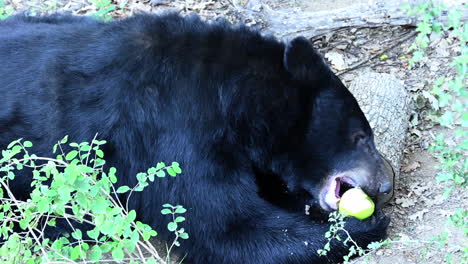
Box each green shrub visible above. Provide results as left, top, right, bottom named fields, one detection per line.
left=404, top=1, right=467, bottom=262
left=0, top=136, right=186, bottom=263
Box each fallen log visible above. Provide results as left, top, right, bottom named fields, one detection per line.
left=241, top=0, right=467, bottom=39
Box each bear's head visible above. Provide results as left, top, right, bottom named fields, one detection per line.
left=258, top=37, right=394, bottom=214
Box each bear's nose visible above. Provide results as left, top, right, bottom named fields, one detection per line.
left=378, top=182, right=392, bottom=194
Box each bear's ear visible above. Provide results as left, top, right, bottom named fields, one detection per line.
left=283, top=36, right=327, bottom=80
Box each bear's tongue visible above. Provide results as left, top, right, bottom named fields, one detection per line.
left=324, top=177, right=355, bottom=210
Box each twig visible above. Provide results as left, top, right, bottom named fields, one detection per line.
left=336, top=31, right=417, bottom=76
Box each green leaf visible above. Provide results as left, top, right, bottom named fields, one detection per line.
left=156, top=162, right=165, bottom=170
left=65, top=150, right=78, bottom=161
left=167, top=167, right=177, bottom=177
left=110, top=207, right=122, bottom=216
left=108, top=167, right=117, bottom=183
left=180, top=232, right=189, bottom=239
left=89, top=245, right=102, bottom=261
left=175, top=216, right=186, bottom=223
left=439, top=111, right=454, bottom=127
left=167, top=222, right=177, bottom=232
left=19, top=219, right=28, bottom=230
left=37, top=199, right=50, bottom=213
left=156, top=170, right=165, bottom=178
left=47, top=218, right=56, bottom=227
left=438, top=93, right=452, bottom=108
left=148, top=172, right=155, bottom=182
left=146, top=258, right=157, bottom=264
left=367, top=241, right=382, bottom=250
left=161, top=209, right=172, bottom=215
left=99, top=217, right=116, bottom=236
left=94, top=158, right=106, bottom=167
left=136, top=172, right=147, bottom=182
left=416, top=22, right=431, bottom=35
left=116, top=186, right=130, bottom=193
left=127, top=210, right=137, bottom=223
left=87, top=228, right=100, bottom=240
left=461, top=112, right=468, bottom=127
left=92, top=139, right=107, bottom=146
left=71, top=229, right=82, bottom=240
left=60, top=135, right=69, bottom=144
left=12, top=145, right=22, bottom=153
left=172, top=164, right=182, bottom=174
left=64, top=164, right=79, bottom=184
left=23, top=141, right=33, bottom=147
left=134, top=182, right=148, bottom=192
left=70, top=245, right=83, bottom=260
left=91, top=197, right=108, bottom=214
left=412, top=51, right=424, bottom=62
left=80, top=144, right=91, bottom=152
left=7, top=138, right=22, bottom=149
left=175, top=207, right=187, bottom=214
left=448, top=9, right=462, bottom=28
left=142, top=231, right=151, bottom=241
left=96, top=149, right=104, bottom=158
left=112, top=247, right=124, bottom=261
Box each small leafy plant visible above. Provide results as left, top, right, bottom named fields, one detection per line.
left=161, top=204, right=189, bottom=262
left=91, top=0, right=116, bottom=21
left=403, top=1, right=467, bottom=262
left=317, top=212, right=387, bottom=263
left=404, top=0, right=466, bottom=202
left=0, top=0, right=13, bottom=19
left=0, top=136, right=186, bottom=263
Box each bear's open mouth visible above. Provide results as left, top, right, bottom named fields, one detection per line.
left=322, top=176, right=357, bottom=210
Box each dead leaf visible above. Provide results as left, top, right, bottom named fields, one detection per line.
left=425, top=194, right=445, bottom=206
left=409, top=209, right=429, bottom=221
left=325, top=51, right=346, bottom=70
left=397, top=233, right=412, bottom=243
left=411, top=183, right=431, bottom=196
left=395, top=197, right=416, bottom=208
left=401, top=161, right=421, bottom=173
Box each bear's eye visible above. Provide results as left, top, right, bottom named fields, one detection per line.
left=351, top=131, right=367, bottom=144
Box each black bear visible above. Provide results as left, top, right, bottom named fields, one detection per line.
left=0, top=13, right=393, bottom=263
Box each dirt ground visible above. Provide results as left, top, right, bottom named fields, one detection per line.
left=2, top=0, right=466, bottom=263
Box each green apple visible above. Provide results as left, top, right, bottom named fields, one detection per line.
left=338, top=188, right=375, bottom=220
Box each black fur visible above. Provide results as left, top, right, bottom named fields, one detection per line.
left=0, top=13, right=389, bottom=263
